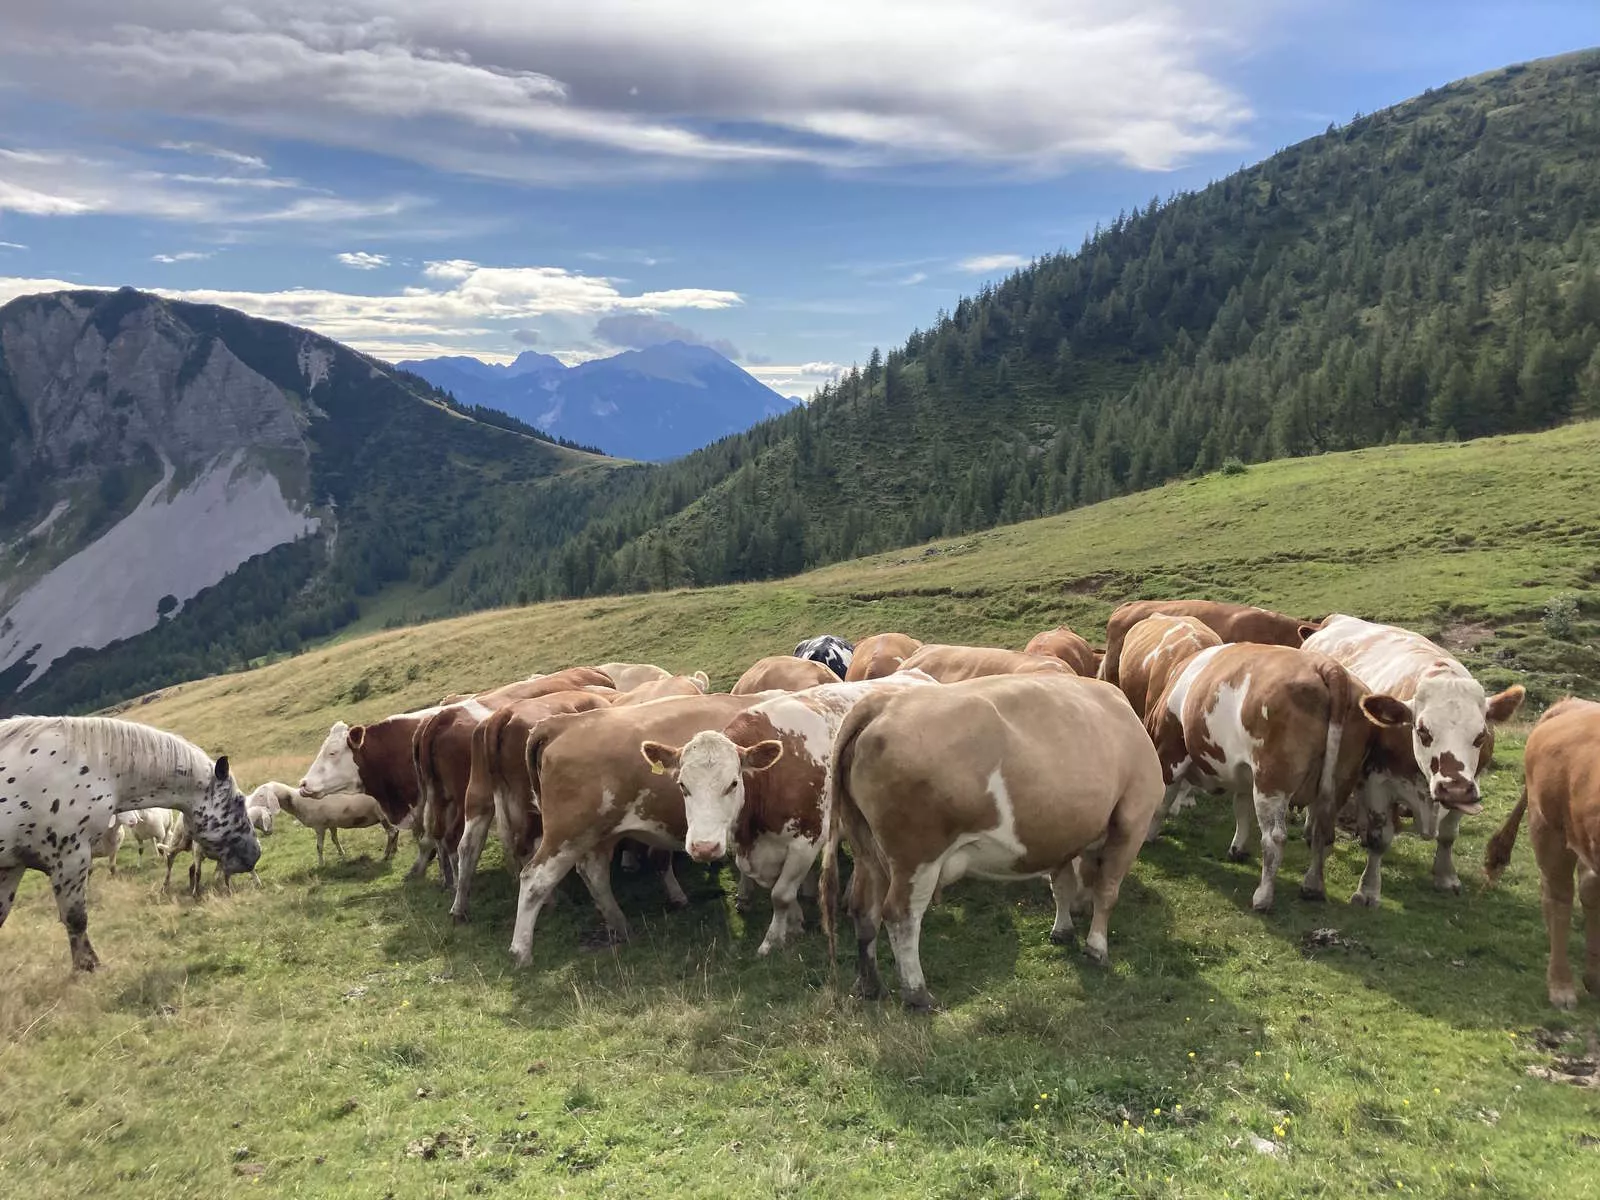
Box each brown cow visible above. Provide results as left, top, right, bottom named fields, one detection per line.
left=1147, top=643, right=1411, bottom=911
left=301, top=706, right=452, bottom=827
left=1100, top=600, right=1316, bottom=684
left=613, top=674, right=712, bottom=706
left=898, top=644, right=1073, bottom=684
left=508, top=694, right=764, bottom=964
left=1485, top=698, right=1600, bottom=1009
left=640, top=673, right=939, bottom=956
left=468, top=667, right=616, bottom=708
left=820, top=674, right=1165, bottom=1010
left=1116, top=614, right=1222, bottom=724
left=450, top=690, right=613, bottom=922
left=413, top=703, right=492, bottom=888
left=844, top=633, right=924, bottom=682
left=1023, top=626, right=1100, bottom=677
left=1304, top=614, right=1525, bottom=902
left=732, top=656, right=838, bottom=695
left=596, top=662, right=674, bottom=691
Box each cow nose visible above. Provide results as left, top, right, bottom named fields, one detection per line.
left=1432, top=779, right=1478, bottom=805
left=689, top=841, right=724, bottom=863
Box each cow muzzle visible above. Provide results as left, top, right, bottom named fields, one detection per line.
left=1431, top=780, right=1481, bottom=815
left=688, top=840, right=726, bottom=863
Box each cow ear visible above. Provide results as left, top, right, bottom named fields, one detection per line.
left=348, top=725, right=367, bottom=751
left=640, top=740, right=680, bottom=774
left=214, top=755, right=230, bottom=781
left=1361, top=694, right=1413, bottom=728
left=1486, top=684, right=1526, bottom=724
left=1296, top=623, right=1321, bottom=644
left=691, top=671, right=710, bottom=692
left=741, top=740, right=784, bottom=772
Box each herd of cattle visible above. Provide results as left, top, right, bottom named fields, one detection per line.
left=6, top=599, right=1599, bottom=1012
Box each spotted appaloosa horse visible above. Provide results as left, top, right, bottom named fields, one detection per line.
left=0, top=716, right=260, bottom=970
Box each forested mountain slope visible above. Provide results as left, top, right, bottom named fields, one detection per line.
left=502, top=50, right=1600, bottom=600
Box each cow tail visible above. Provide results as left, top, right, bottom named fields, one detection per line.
left=480, top=711, right=512, bottom=851
left=1483, top=786, right=1528, bottom=884
left=525, top=722, right=558, bottom=811
left=820, top=695, right=883, bottom=972
left=414, top=713, right=444, bottom=841
left=1313, top=659, right=1354, bottom=814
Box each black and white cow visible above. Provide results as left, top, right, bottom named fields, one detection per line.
left=794, top=635, right=854, bottom=680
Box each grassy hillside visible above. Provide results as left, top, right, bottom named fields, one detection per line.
left=2, top=424, right=1599, bottom=1199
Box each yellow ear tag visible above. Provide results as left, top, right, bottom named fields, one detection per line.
left=650, top=762, right=665, bottom=775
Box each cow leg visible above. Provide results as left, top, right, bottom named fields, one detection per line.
left=437, top=834, right=457, bottom=891
left=1251, top=791, right=1290, bottom=912
left=1580, top=866, right=1600, bottom=998
left=450, top=813, right=494, bottom=923
left=658, top=852, right=689, bottom=910
left=381, top=821, right=400, bottom=862
left=1227, top=791, right=1255, bottom=863
left=1300, top=803, right=1336, bottom=901
left=882, top=861, right=942, bottom=1012
left=758, top=845, right=815, bottom=957
left=1540, top=850, right=1580, bottom=1010
left=1431, top=807, right=1464, bottom=894
left=1146, top=776, right=1191, bottom=844
left=1048, top=862, right=1081, bottom=945
left=734, top=867, right=759, bottom=914
left=48, top=846, right=99, bottom=971
left=574, top=847, right=632, bottom=942
left=1082, top=791, right=1149, bottom=966
left=510, top=840, right=588, bottom=966
left=1351, top=779, right=1394, bottom=907
left=0, top=865, right=24, bottom=930
left=846, top=857, right=887, bottom=1001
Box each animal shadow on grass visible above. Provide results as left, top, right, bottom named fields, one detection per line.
left=1144, top=799, right=1553, bottom=1029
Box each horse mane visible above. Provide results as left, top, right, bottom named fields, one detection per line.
left=0, top=716, right=213, bottom=780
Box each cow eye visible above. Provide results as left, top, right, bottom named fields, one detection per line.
left=1472, top=730, right=1487, bottom=747
left=1417, top=724, right=1433, bottom=747
left=724, top=781, right=737, bottom=794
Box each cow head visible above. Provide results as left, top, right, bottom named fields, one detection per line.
left=191, top=756, right=262, bottom=877
left=299, top=720, right=364, bottom=798
left=641, top=731, right=784, bottom=862
left=1391, top=677, right=1525, bottom=813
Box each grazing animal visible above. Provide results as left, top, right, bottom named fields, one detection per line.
left=159, top=811, right=263, bottom=896
left=794, top=635, right=855, bottom=680
left=844, top=633, right=924, bottom=682
left=1147, top=644, right=1412, bottom=911
left=1022, top=627, right=1101, bottom=677
left=276, top=787, right=399, bottom=865
left=1484, top=698, right=1600, bottom=1009
left=1304, top=614, right=1525, bottom=902
left=821, top=674, right=1165, bottom=1010
left=595, top=663, right=674, bottom=691
left=641, top=672, right=940, bottom=956
left=613, top=675, right=712, bottom=706
left=1100, top=600, right=1316, bottom=684
left=89, top=812, right=125, bottom=875
left=300, top=706, right=444, bottom=865
left=732, top=656, right=839, bottom=695
left=450, top=689, right=612, bottom=922
left=0, top=716, right=258, bottom=970
left=1115, top=614, right=1223, bottom=725
left=246, top=781, right=288, bottom=834
left=898, top=644, right=1073, bottom=684
left=508, top=693, right=765, bottom=965
left=117, top=806, right=181, bottom=865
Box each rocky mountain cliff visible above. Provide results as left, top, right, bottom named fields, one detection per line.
left=0, top=288, right=603, bottom=711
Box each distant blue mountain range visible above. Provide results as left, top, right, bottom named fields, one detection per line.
left=397, top=342, right=798, bottom=461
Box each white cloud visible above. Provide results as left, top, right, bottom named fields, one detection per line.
left=0, top=241, right=27, bottom=250
left=336, top=251, right=390, bottom=269
left=151, top=250, right=212, bottom=263
left=0, top=3, right=1253, bottom=183
left=899, top=271, right=928, bottom=286
left=0, top=261, right=742, bottom=360
left=159, top=141, right=269, bottom=170
left=798, top=361, right=846, bottom=377
left=958, top=253, right=1029, bottom=273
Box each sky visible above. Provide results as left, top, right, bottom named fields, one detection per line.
left=0, top=3, right=1597, bottom=398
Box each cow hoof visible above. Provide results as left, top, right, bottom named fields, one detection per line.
left=510, top=949, right=532, bottom=969
left=666, top=896, right=690, bottom=912
left=1435, top=877, right=1463, bottom=895
left=1226, top=846, right=1250, bottom=864
left=1348, top=890, right=1379, bottom=908
left=1048, top=928, right=1076, bottom=946
left=1250, top=893, right=1275, bottom=914
left=901, top=989, right=941, bottom=1014
left=1549, top=985, right=1579, bottom=1011
left=1083, top=937, right=1110, bottom=968
left=1299, top=884, right=1326, bottom=903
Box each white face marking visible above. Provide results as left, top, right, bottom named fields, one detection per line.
left=1410, top=675, right=1488, bottom=800
left=676, top=731, right=744, bottom=856
left=300, top=721, right=360, bottom=797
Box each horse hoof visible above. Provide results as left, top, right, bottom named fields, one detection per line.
left=1299, top=885, right=1326, bottom=903
left=1226, top=847, right=1250, bottom=864
left=1049, top=928, right=1076, bottom=946
left=901, top=989, right=941, bottom=1014
left=1348, top=891, right=1379, bottom=908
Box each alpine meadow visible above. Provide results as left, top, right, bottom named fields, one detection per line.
left=3, top=20, right=1600, bottom=1200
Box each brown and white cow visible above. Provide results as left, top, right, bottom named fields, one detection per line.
left=613, top=674, right=712, bottom=706
left=898, top=644, right=1073, bottom=684
left=821, top=674, right=1165, bottom=1010
left=1148, top=643, right=1412, bottom=911
left=1116, top=614, right=1222, bottom=725
left=844, top=633, right=924, bottom=682
left=1304, top=614, right=1525, bottom=902
left=1484, top=698, right=1600, bottom=1009
left=1100, top=600, right=1316, bottom=684
left=413, top=701, right=495, bottom=888
left=732, top=656, right=838, bottom=695
left=1023, top=626, right=1101, bottom=677
left=301, top=707, right=443, bottom=829
left=509, top=693, right=770, bottom=964
left=639, top=673, right=939, bottom=956
left=450, top=690, right=614, bottom=922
